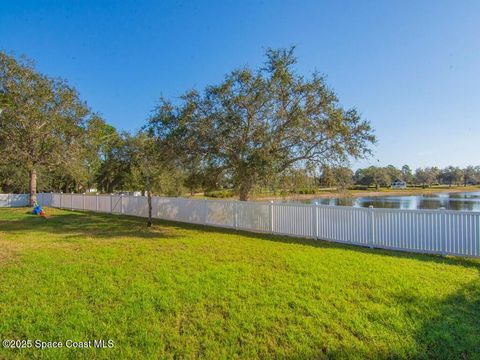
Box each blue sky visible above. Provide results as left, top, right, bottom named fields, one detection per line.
left=1, top=0, right=479, bottom=169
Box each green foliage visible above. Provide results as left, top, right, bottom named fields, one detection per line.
left=129, top=132, right=185, bottom=195
left=351, top=184, right=369, bottom=190
left=401, top=164, right=414, bottom=183
left=439, top=166, right=464, bottom=187
left=0, top=52, right=105, bottom=197
left=320, top=165, right=354, bottom=191
left=147, top=47, right=376, bottom=200
left=1, top=208, right=479, bottom=359
left=463, top=166, right=480, bottom=186
left=414, top=167, right=440, bottom=188
left=2, top=50, right=480, bottom=200
left=0, top=163, right=28, bottom=193
left=204, top=189, right=235, bottom=198
left=354, top=166, right=392, bottom=189
left=95, top=132, right=132, bottom=193
left=296, top=188, right=317, bottom=194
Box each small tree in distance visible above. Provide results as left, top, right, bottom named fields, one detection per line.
left=128, top=131, right=177, bottom=227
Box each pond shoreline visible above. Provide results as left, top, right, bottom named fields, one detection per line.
left=249, top=186, right=480, bottom=202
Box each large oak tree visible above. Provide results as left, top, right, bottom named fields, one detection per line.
left=0, top=52, right=96, bottom=202
left=148, top=47, right=376, bottom=200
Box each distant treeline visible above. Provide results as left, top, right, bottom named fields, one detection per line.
left=321, top=164, right=480, bottom=191
left=235, top=165, right=480, bottom=197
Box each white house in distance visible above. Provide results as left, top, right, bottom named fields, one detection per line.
left=391, top=180, right=407, bottom=189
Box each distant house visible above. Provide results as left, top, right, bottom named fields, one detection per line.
left=391, top=180, right=407, bottom=189
left=116, top=191, right=143, bottom=196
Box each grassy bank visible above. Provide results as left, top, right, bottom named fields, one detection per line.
left=0, top=208, right=479, bottom=359
left=195, top=185, right=480, bottom=201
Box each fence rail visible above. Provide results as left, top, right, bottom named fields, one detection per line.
left=2, top=193, right=479, bottom=258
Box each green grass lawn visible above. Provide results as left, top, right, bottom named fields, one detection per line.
left=0, top=208, right=479, bottom=359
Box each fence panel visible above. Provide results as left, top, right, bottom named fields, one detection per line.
left=176, top=198, right=206, bottom=224
left=317, top=206, right=371, bottom=246
left=206, top=200, right=235, bottom=228
left=121, top=196, right=148, bottom=217
left=111, top=195, right=123, bottom=214
left=273, top=203, right=315, bottom=238
left=0, top=194, right=8, bottom=207
left=152, top=197, right=179, bottom=220
left=37, top=193, right=52, bottom=207
left=373, top=209, right=440, bottom=253
left=11, top=194, right=29, bottom=207
left=96, top=195, right=110, bottom=213
left=62, top=194, right=73, bottom=210
left=237, top=201, right=270, bottom=232
left=121, top=196, right=140, bottom=216
left=0, top=193, right=51, bottom=207
left=369, top=209, right=480, bottom=256
left=50, top=194, right=60, bottom=208
left=443, top=211, right=480, bottom=257
left=82, top=195, right=95, bottom=211
left=70, top=194, right=83, bottom=210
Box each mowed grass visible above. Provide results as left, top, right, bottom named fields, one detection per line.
left=0, top=208, right=479, bottom=359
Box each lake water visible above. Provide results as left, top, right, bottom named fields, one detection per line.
left=308, top=191, right=480, bottom=211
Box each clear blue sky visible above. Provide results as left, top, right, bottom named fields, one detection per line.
left=1, top=0, right=479, bottom=169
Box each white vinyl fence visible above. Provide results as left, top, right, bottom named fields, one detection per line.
left=0, top=194, right=30, bottom=207
left=3, top=193, right=480, bottom=258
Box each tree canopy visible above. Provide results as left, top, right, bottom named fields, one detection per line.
left=2, top=49, right=479, bottom=201
left=147, top=47, right=376, bottom=200
left=0, top=52, right=104, bottom=201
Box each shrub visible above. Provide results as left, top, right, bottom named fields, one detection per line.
left=296, top=188, right=317, bottom=195
left=204, top=189, right=235, bottom=198
left=351, top=185, right=369, bottom=190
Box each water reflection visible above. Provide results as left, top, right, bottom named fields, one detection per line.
left=309, top=191, right=480, bottom=211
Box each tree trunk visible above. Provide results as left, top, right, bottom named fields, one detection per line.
left=147, top=190, right=152, bottom=227
left=239, top=182, right=252, bottom=201
left=29, top=168, right=37, bottom=205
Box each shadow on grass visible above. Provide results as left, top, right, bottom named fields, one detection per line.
left=0, top=209, right=179, bottom=241
left=413, top=279, right=480, bottom=359
left=295, top=280, right=480, bottom=359
left=171, top=219, right=480, bottom=270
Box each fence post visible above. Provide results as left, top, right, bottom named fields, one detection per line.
left=82, top=193, right=85, bottom=211
left=369, top=205, right=375, bottom=248
left=96, top=194, right=99, bottom=212
left=203, top=199, right=208, bottom=225
left=60, top=192, right=63, bottom=208
left=175, top=197, right=180, bottom=221
left=120, top=194, right=124, bottom=214
left=440, top=207, right=446, bottom=255
left=71, top=192, right=74, bottom=211
left=233, top=201, right=238, bottom=229
left=269, top=201, right=274, bottom=233
left=110, top=194, right=113, bottom=213
left=313, top=202, right=318, bottom=239
left=7, top=193, right=10, bottom=207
